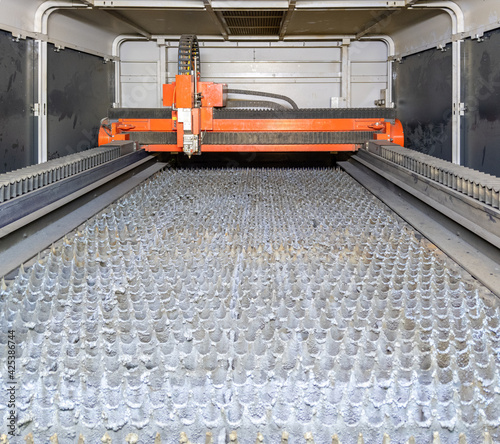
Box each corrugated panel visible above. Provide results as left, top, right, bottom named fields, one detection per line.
left=222, top=10, right=284, bottom=36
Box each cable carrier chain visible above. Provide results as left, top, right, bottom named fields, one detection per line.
left=99, top=35, right=404, bottom=157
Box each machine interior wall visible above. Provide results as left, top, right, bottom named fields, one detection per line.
left=47, top=45, right=114, bottom=159
left=463, top=27, right=500, bottom=177
left=394, top=45, right=453, bottom=162
left=0, top=30, right=35, bottom=174
left=120, top=40, right=388, bottom=109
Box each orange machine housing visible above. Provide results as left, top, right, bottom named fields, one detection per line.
left=99, top=74, right=404, bottom=155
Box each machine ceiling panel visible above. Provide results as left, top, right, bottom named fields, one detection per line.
left=56, top=9, right=133, bottom=37
left=18, top=2, right=455, bottom=41
left=285, top=8, right=444, bottom=36
left=372, top=8, right=445, bottom=35
left=285, top=10, right=377, bottom=35
left=110, top=9, right=222, bottom=35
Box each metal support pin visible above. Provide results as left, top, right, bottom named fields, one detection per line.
left=382, top=434, right=390, bottom=444
left=50, top=435, right=59, bottom=444
left=25, top=435, right=34, bottom=444
left=433, top=432, right=441, bottom=444
left=155, top=433, right=162, bottom=444
left=357, top=433, right=364, bottom=444
left=205, top=432, right=214, bottom=444
left=406, top=438, right=416, bottom=444
left=229, top=431, right=239, bottom=443
left=125, top=434, right=139, bottom=444
left=332, top=435, right=341, bottom=444
left=0, top=435, right=9, bottom=444
left=281, top=431, right=289, bottom=444
left=180, top=432, right=191, bottom=444
left=255, top=433, right=264, bottom=444
left=459, top=434, right=467, bottom=444
left=483, top=432, right=493, bottom=444
left=101, top=432, right=112, bottom=444
left=304, top=432, right=315, bottom=444
left=77, top=434, right=85, bottom=444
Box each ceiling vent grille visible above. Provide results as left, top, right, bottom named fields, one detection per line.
left=221, top=10, right=285, bottom=35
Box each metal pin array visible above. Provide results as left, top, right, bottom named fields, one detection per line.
left=1, top=168, right=499, bottom=442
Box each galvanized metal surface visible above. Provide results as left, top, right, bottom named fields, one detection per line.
left=0, top=146, right=121, bottom=203
left=0, top=168, right=499, bottom=443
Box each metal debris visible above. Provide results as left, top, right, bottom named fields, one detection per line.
left=1, top=168, right=499, bottom=444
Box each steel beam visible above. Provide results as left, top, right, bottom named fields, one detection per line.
left=295, top=1, right=406, bottom=8
left=93, top=0, right=204, bottom=6
left=355, top=9, right=399, bottom=39
left=101, top=9, right=152, bottom=39
left=279, top=0, right=296, bottom=40
left=204, top=0, right=230, bottom=40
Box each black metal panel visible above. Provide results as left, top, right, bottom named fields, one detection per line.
left=47, top=45, right=113, bottom=159
left=0, top=30, right=35, bottom=174
left=395, top=45, right=453, bottom=161
left=213, top=107, right=397, bottom=120
left=463, top=28, right=500, bottom=177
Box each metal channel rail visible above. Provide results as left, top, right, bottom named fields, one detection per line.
left=0, top=141, right=167, bottom=278
left=339, top=140, right=500, bottom=299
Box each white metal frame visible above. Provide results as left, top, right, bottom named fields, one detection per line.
left=116, top=35, right=391, bottom=109
left=0, top=0, right=473, bottom=165
left=34, top=2, right=91, bottom=164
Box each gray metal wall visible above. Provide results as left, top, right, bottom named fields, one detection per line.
left=0, top=30, right=35, bottom=174
left=394, top=45, right=453, bottom=162
left=47, top=45, right=114, bottom=159
left=463, top=28, right=500, bottom=177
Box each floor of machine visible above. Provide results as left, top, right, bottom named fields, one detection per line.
left=1, top=168, right=499, bottom=443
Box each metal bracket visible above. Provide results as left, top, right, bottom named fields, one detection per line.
left=459, top=102, right=467, bottom=116
left=31, top=103, right=41, bottom=116
left=474, top=33, right=485, bottom=42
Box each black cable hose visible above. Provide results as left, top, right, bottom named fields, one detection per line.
left=226, top=88, right=299, bottom=110
left=226, top=99, right=288, bottom=110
